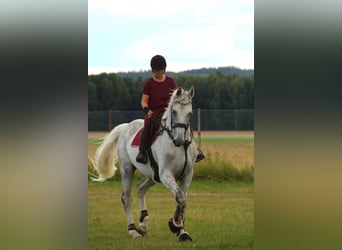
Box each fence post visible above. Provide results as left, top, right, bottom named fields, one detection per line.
left=108, top=110, right=112, bottom=131
left=197, top=108, right=201, bottom=149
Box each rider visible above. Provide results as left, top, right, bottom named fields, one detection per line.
left=136, top=55, right=205, bottom=164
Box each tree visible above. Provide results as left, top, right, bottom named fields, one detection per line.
left=88, top=69, right=254, bottom=111
left=88, top=81, right=98, bottom=111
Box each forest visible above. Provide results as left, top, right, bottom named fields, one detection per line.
left=88, top=67, right=254, bottom=111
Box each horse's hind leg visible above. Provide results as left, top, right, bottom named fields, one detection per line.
left=120, top=162, right=142, bottom=238
left=136, top=177, right=155, bottom=234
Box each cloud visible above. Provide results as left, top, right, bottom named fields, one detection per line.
left=88, top=0, right=254, bottom=73
left=125, top=13, right=253, bottom=67
left=89, top=0, right=219, bottom=18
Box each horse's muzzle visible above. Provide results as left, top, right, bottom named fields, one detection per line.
left=173, top=139, right=184, bottom=147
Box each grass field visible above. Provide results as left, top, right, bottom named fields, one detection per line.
left=88, top=180, right=254, bottom=250
left=88, top=131, right=254, bottom=182
left=88, top=131, right=254, bottom=249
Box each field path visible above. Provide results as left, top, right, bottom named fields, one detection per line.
left=88, top=130, right=254, bottom=138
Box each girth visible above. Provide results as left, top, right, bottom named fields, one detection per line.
left=147, top=139, right=191, bottom=183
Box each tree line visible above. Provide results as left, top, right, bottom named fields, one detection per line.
left=88, top=68, right=254, bottom=111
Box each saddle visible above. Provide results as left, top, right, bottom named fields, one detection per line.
left=131, top=127, right=159, bottom=147
left=131, top=127, right=161, bottom=183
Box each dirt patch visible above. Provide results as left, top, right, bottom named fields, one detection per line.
left=193, top=130, right=254, bottom=138
left=88, top=130, right=254, bottom=138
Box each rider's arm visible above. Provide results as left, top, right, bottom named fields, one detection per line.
left=141, top=94, right=151, bottom=117
left=141, top=94, right=149, bottom=109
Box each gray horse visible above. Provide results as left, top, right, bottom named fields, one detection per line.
left=92, top=87, right=197, bottom=241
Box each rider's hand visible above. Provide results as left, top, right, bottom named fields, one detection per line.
left=146, top=110, right=153, bottom=118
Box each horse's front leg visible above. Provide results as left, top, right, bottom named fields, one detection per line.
left=161, top=170, right=193, bottom=242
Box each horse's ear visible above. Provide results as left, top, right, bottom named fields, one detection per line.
left=176, top=87, right=183, bottom=96
left=188, top=86, right=195, bottom=98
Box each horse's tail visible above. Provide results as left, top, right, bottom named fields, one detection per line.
left=91, top=123, right=128, bottom=182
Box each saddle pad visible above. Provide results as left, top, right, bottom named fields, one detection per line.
left=131, top=128, right=143, bottom=146
left=131, top=127, right=159, bottom=146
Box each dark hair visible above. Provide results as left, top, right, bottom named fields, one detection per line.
left=150, top=55, right=167, bottom=70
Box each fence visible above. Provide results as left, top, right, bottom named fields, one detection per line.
left=88, top=109, right=254, bottom=131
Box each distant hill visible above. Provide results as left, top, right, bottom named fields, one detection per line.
left=116, top=66, right=254, bottom=80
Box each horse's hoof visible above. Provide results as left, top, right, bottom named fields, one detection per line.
left=138, top=215, right=148, bottom=235
left=136, top=225, right=147, bottom=236
left=136, top=226, right=146, bottom=236
left=178, top=231, right=192, bottom=242
left=128, top=229, right=142, bottom=239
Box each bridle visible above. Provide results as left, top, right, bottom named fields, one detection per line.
left=159, top=103, right=192, bottom=147
left=159, top=103, right=193, bottom=180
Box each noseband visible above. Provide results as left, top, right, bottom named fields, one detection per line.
left=160, top=122, right=191, bottom=147
left=172, top=122, right=190, bottom=130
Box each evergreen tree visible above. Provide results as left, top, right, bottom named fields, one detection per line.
left=88, top=68, right=254, bottom=111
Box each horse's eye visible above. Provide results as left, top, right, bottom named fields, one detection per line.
left=172, top=110, right=177, bottom=116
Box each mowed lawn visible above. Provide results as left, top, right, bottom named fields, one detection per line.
left=88, top=180, right=254, bottom=250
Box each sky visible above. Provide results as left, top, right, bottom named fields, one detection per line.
left=88, top=0, right=254, bottom=74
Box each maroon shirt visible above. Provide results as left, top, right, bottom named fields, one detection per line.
left=142, top=76, right=178, bottom=115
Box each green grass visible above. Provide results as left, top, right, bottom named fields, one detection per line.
left=88, top=137, right=104, bottom=145
left=196, top=137, right=254, bottom=145
left=88, top=180, right=254, bottom=250
left=88, top=134, right=254, bottom=249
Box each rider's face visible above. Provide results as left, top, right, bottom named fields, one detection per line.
left=152, top=69, right=165, bottom=79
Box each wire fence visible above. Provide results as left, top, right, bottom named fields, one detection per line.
left=88, top=109, right=254, bottom=131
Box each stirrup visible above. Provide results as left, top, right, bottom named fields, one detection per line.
left=136, top=151, right=147, bottom=164
left=195, top=148, right=205, bottom=162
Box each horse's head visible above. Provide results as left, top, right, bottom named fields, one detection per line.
left=162, top=86, right=194, bottom=146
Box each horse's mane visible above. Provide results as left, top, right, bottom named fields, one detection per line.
left=162, top=88, right=192, bottom=121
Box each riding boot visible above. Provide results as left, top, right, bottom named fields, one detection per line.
left=136, top=127, right=149, bottom=164
left=196, top=148, right=205, bottom=162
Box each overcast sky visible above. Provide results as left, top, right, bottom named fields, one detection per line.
left=88, top=0, right=254, bottom=74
